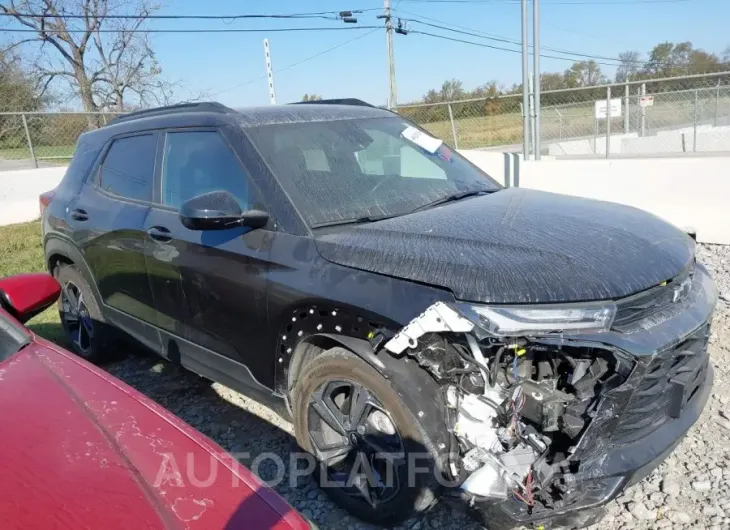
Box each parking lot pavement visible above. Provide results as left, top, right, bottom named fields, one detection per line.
left=0, top=159, right=58, bottom=171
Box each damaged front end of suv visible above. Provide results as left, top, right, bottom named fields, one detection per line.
left=380, top=262, right=716, bottom=528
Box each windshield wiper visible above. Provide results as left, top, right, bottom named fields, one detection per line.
left=311, top=213, right=402, bottom=229
left=409, top=189, right=494, bottom=214
left=311, top=190, right=496, bottom=229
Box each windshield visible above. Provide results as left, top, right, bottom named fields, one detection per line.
left=245, top=116, right=501, bottom=227
left=0, top=310, right=30, bottom=363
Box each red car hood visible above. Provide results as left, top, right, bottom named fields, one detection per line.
left=0, top=338, right=308, bottom=530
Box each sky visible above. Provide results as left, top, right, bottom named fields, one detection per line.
left=5, top=0, right=730, bottom=107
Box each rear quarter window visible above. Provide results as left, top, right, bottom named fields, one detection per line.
left=99, top=134, right=157, bottom=202
left=64, top=138, right=102, bottom=188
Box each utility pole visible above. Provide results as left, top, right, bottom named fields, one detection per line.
left=263, top=39, right=277, bottom=105
left=532, top=0, right=541, bottom=160
left=521, top=0, right=530, bottom=160
left=384, top=0, right=398, bottom=109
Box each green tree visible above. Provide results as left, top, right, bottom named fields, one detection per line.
left=439, top=78, right=465, bottom=101
left=564, top=61, right=606, bottom=87
left=687, top=49, right=724, bottom=74
left=301, top=93, right=323, bottom=102
left=0, top=52, right=45, bottom=148
left=540, top=72, right=567, bottom=91
left=0, top=51, right=41, bottom=110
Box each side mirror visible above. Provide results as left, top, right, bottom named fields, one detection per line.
left=179, top=190, right=269, bottom=231
left=0, top=273, right=61, bottom=324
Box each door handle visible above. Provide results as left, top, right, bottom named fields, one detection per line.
left=147, top=226, right=172, bottom=242
left=71, top=208, right=88, bottom=221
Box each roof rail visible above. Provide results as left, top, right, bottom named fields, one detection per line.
left=291, top=98, right=376, bottom=108
left=108, top=102, right=233, bottom=125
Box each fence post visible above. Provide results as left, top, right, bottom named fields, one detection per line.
left=21, top=113, right=38, bottom=169
left=528, top=74, right=536, bottom=158
left=624, top=83, right=630, bottom=133
left=447, top=103, right=459, bottom=149
left=693, top=88, right=698, bottom=152
left=555, top=108, right=563, bottom=140
left=640, top=83, right=647, bottom=136
left=102, top=113, right=108, bottom=126
left=606, top=86, right=611, bottom=158
left=715, top=81, right=720, bottom=127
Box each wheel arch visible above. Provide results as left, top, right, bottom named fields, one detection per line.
left=286, top=333, right=386, bottom=392
left=286, top=333, right=452, bottom=479
left=274, top=302, right=397, bottom=395
left=44, top=235, right=103, bottom=308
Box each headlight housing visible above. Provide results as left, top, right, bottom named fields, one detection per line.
left=464, top=302, right=616, bottom=336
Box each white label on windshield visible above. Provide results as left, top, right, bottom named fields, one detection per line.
left=401, top=126, right=443, bottom=154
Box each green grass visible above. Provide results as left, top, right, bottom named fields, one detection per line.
left=0, top=220, right=65, bottom=344
left=0, top=145, right=75, bottom=160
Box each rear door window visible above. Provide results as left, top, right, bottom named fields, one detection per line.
left=99, top=134, right=157, bottom=202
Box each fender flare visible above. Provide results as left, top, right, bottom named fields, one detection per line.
left=44, top=235, right=103, bottom=308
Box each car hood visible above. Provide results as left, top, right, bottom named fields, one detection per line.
left=0, top=340, right=309, bottom=530
left=314, top=188, right=695, bottom=304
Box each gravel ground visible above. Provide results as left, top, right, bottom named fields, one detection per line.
left=105, top=243, right=730, bottom=530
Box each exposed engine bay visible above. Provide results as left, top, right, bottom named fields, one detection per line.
left=381, top=303, right=632, bottom=513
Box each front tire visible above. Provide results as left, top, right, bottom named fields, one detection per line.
left=291, top=347, right=441, bottom=526
left=55, top=264, right=117, bottom=364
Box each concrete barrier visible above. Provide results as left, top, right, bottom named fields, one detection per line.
left=0, top=166, right=67, bottom=226
left=2, top=154, right=729, bottom=245
left=459, top=150, right=730, bottom=245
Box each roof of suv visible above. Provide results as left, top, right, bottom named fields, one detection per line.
left=232, top=103, right=393, bottom=126
left=105, top=100, right=393, bottom=130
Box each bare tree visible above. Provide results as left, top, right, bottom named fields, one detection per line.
left=615, top=51, right=642, bottom=83
left=0, top=0, right=175, bottom=116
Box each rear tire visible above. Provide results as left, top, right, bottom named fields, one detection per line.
left=291, top=347, right=441, bottom=526
left=55, top=264, right=118, bottom=364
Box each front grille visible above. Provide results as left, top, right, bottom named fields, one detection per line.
left=613, top=262, right=695, bottom=332
left=612, top=324, right=710, bottom=444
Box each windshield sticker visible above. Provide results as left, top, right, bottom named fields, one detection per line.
left=401, top=126, right=443, bottom=154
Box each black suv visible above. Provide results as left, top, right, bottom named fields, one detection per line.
left=42, top=101, right=716, bottom=529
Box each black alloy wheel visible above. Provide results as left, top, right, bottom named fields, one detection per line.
left=60, top=280, right=94, bottom=357
left=54, top=264, right=116, bottom=363
left=291, top=347, right=441, bottom=526
left=307, top=379, right=405, bottom=508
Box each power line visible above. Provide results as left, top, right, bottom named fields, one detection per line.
left=408, top=29, right=622, bottom=66
left=2, top=25, right=382, bottom=34
left=397, top=15, right=631, bottom=64
left=0, top=8, right=382, bottom=20
left=394, top=0, right=691, bottom=4
left=394, top=9, right=679, bottom=66
left=211, top=28, right=381, bottom=97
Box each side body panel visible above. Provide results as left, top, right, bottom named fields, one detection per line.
left=265, top=232, right=454, bottom=393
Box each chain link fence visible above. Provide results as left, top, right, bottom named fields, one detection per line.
left=0, top=111, right=123, bottom=167
left=3, top=73, right=729, bottom=166
left=395, top=71, right=730, bottom=157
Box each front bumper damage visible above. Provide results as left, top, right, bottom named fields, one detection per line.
left=382, top=264, right=717, bottom=529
